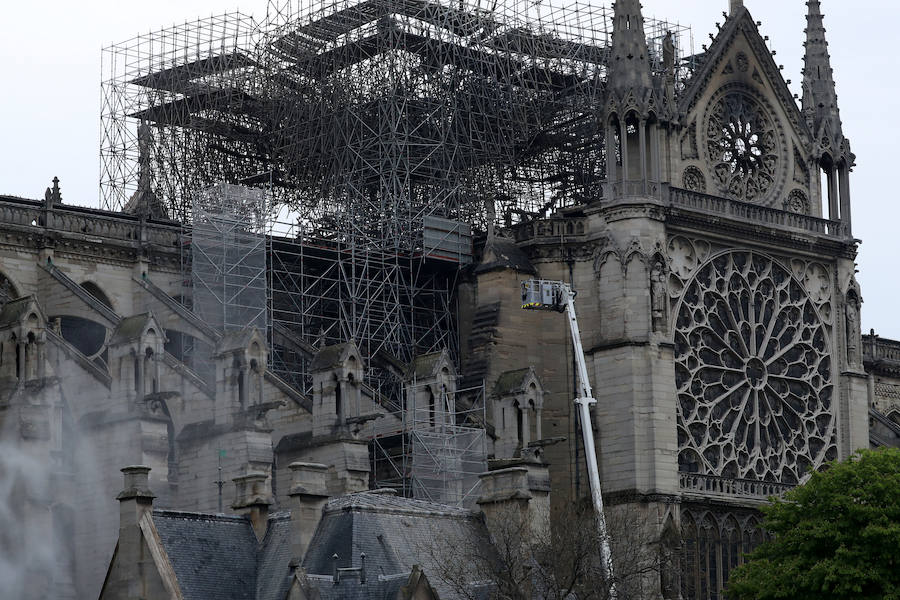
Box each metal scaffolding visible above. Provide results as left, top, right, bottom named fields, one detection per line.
left=370, top=379, right=487, bottom=507
left=100, top=0, right=690, bottom=397
left=191, top=183, right=270, bottom=334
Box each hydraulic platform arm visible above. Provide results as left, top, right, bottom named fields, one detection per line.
left=522, top=279, right=617, bottom=597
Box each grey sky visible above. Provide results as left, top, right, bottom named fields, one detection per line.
left=1, top=0, right=896, bottom=337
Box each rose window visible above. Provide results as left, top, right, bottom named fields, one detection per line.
left=674, top=251, right=835, bottom=484
left=706, top=92, right=780, bottom=203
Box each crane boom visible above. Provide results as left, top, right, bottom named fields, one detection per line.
left=522, top=279, right=617, bottom=598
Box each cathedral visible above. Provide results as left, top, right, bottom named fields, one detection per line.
left=1, top=0, right=898, bottom=598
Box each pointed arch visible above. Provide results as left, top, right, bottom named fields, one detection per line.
left=681, top=512, right=699, bottom=600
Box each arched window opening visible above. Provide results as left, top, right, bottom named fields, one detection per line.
left=237, top=362, right=247, bottom=409
left=516, top=402, right=524, bottom=448
left=428, top=387, right=436, bottom=426
left=15, top=339, right=22, bottom=381
left=80, top=281, right=113, bottom=310
left=58, top=316, right=106, bottom=358
left=133, top=353, right=140, bottom=393
left=681, top=514, right=698, bottom=600
left=334, top=375, right=342, bottom=419
left=346, top=372, right=355, bottom=418
left=819, top=154, right=840, bottom=220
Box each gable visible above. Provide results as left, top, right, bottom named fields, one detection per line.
left=675, top=9, right=815, bottom=211
left=98, top=526, right=183, bottom=600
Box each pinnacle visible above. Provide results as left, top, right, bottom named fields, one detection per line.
left=607, top=0, right=653, bottom=95
left=802, top=0, right=843, bottom=141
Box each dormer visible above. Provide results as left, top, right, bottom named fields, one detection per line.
left=491, top=367, right=544, bottom=458
left=213, top=327, right=268, bottom=424
left=405, top=348, right=457, bottom=429
left=0, top=296, right=49, bottom=385
left=108, top=313, right=166, bottom=403
left=309, top=340, right=364, bottom=436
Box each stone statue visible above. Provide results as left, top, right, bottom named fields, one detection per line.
left=845, top=293, right=861, bottom=367
left=651, top=258, right=668, bottom=333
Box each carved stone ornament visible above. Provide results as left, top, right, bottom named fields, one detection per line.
left=784, top=189, right=809, bottom=214
left=704, top=87, right=783, bottom=204
left=682, top=166, right=707, bottom=193
left=675, top=251, right=836, bottom=484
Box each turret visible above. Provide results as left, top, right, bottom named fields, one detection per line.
left=802, top=0, right=854, bottom=232
left=605, top=0, right=663, bottom=199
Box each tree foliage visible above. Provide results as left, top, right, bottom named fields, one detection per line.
left=727, top=447, right=900, bottom=600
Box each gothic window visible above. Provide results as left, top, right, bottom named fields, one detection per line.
left=705, top=89, right=781, bottom=203
left=681, top=510, right=766, bottom=600
left=675, top=251, right=836, bottom=484
left=682, top=514, right=698, bottom=599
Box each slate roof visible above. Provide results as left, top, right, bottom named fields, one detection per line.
left=408, top=350, right=447, bottom=380
left=307, top=573, right=408, bottom=600
left=256, top=515, right=294, bottom=600
left=310, top=342, right=354, bottom=372
left=217, top=327, right=264, bottom=355
left=152, top=510, right=296, bottom=600
left=150, top=491, right=491, bottom=600
left=474, top=237, right=536, bottom=275
left=0, top=296, right=39, bottom=328
left=153, top=510, right=259, bottom=600
left=492, top=367, right=535, bottom=396
left=303, top=492, right=493, bottom=600
left=110, top=313, right=154, bottom=344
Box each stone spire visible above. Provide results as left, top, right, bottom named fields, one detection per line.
left=607, top=0, right=653, bottom=96
left=802, top=0, right=843, bottom=145
left=729, top=0, right=744, bottom=16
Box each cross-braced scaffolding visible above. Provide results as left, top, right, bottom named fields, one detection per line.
left=99, top=0, right=690, bottom=411
left=370, top=380, right=487, bottom=507
left=191, top=183, right=270, bottom=334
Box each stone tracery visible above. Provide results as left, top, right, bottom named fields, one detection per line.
left=674, top=251, right=836, bottom=484
left=705, top=90, right=781, bottom=203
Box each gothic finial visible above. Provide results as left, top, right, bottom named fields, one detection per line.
left=802, top=0, right=844, bottom=150
left=607, top=0, right=653, bottom=95
left=729, top=0, right=744, bottom=16
left=48, top=176, right=62, bottom=205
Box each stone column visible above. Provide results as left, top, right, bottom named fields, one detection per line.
left=839, top=165, right=852, bottom=235
left=639, top=118, right=648, bottom=194
left=828, top=165, right=839, bottom=221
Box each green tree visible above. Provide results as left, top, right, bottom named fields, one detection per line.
left=727, top=447, right=900, bottom=600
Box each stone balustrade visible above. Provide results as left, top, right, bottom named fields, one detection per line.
left=510, top=216, right=587, bottom=243
left=0, top=195, right=180, bottom=247
left=510, top=186, right=847, bottom=243
left=669, top=186, right=844, bottom=238
left=863, top=334, right=900, bottom=365
left=679, top=471, right=794, bottom=500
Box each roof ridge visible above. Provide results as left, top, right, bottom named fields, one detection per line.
left=153, top=508, right=249, bottom=522
left=324, top=491, right=477, bottom=518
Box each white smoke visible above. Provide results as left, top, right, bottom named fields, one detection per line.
left=0, top=440, right=58, bottom=600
